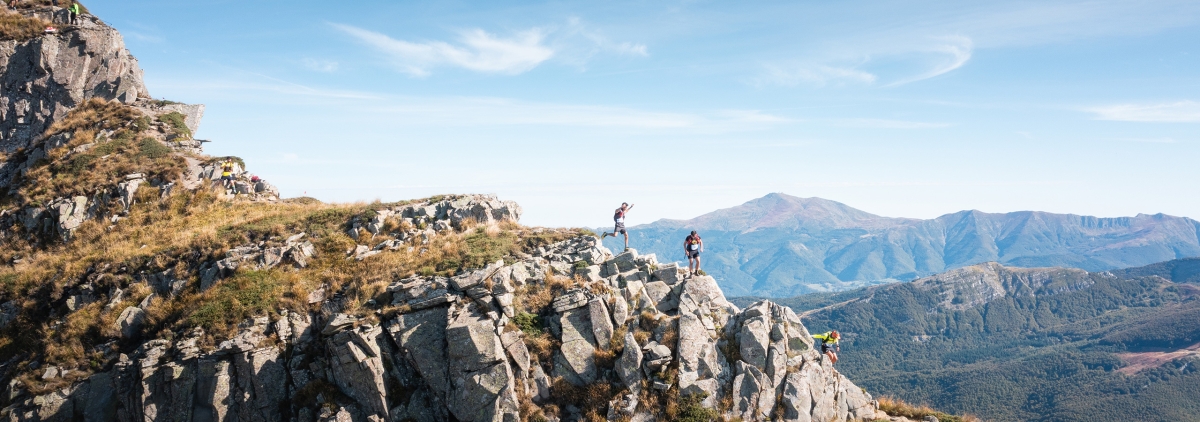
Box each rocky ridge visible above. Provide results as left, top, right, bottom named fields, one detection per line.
left=3, top=229, right=888, bottom=422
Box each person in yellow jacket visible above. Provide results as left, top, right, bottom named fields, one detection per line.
left=220, top=158, right=235, bottom=189
left=68, top=1, right=80, bottom=25
left=813, top=330, right=841, bottom=364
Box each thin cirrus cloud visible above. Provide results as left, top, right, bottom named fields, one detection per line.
left=759, top=64, right=877, bottom=87
left=757, top=36, right=973, bottom=88
left=153, top=70, right=788, bottom=132
left=831, top=118, right=951, bottom=129
left=330, top=23, right=555, bottom=76
left=301, top=58, right=339, bottom=73
left=1088, top=101, right=1200, bottom=123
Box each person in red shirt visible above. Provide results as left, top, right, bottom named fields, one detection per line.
left=601, top=202, right=634, bottom=251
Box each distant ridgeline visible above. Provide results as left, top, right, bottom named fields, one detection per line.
left=739, top=259, right=1200, bottom=422
left=607, top=193, right=1200, bottom=297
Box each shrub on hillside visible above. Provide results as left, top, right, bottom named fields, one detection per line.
left=157, top=111, right=191, bottom=139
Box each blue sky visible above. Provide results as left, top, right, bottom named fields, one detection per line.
left=89, top=0, right=1200, bottom=227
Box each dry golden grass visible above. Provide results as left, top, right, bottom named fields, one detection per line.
left=515, top=272, right=579, bottom=315
left=15, top=99, right=183, bottom=207
left=876, top=396, right=981, bottom=422
left=524, top=331, right=557, bottom=365
left=0, top=10, right=47, bottom=41
left=659, top=318, right=679, bottom=348
left=549, top=377, right=614, bottom=422
left=1, top=181, right=595, bottom=393
left=0, top=97, right=603, bottom=394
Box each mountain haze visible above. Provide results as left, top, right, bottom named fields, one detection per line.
left=608, top=193, right=1200, bottom=297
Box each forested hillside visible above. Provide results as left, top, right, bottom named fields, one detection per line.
left=736, top=261, right=1200, bottom=422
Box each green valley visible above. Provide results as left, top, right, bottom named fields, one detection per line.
left=734, top=260, right=1200, bottom=421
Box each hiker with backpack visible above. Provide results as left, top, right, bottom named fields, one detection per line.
left=600, top=202, right=634, bottom=251
left=813, top=331, right=841, bottom=364
left=684, top=230, right=703, bottom=276
left=220, top=158, right=235, bottom=190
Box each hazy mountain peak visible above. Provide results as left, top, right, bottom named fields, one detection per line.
left=617, top=193, right=1200, bottom=297
left=658, top=193, right=893, bottom=232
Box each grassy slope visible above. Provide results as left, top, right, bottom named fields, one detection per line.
left=0, top=101, right=586, bottom=396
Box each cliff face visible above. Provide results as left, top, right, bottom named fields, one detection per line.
left=0, top=11, right=148, bottom=153
left=1, top=229, right=881, bottom=422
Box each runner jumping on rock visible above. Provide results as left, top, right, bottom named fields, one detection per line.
left=684, top=230, right=703, bottom=276
left=813, top=331, right=841, bottom=364
left=600, top=202, right=634, bottom=251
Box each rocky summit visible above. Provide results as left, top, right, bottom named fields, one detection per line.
left=9, top=240, right=884, bottom=422
left=0, top=4, right=949, bottom=422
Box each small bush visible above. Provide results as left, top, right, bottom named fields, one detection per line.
left=157, top=112, right=191, bottom=138
left=513, top=312, right=543, bottom=336
left=188, top=270, right=282, bottom=333
left=138, top=137, right=171, bottom=159
left=673, top=392, right=718, bottom=422
left=461, top=230, right=517, bottom=270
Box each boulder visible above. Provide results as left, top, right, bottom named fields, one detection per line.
left=576, top=265, right=602, bottom=283
left=387, top=307, right=451, bottom=402
left=327, top=325, right=389, bottom=419
left=553, top=308, right=597, bottom=385
left=551, top=289, right=589, bottom=313
left=115, top=307, right=145, bottom=339
left=445, top=304, right=519, bottom=421
left=500, top=331, right=531, bottom=374
left=588, top=298, right=614, bottom=349
left=738, top=316, right=770, bottom=369
left=615, top=331, right=643, bottom=389
left=611, top=296, right=629, bottom=327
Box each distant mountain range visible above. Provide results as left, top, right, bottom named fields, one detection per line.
left=740, top=259, right=1200, bottom=422
left=604, top=193, right=1200, bottom=297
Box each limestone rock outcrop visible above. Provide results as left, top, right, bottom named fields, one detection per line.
left=2, top=231, right=886, bottom=422
left=0, top=11, right=149, bottom=153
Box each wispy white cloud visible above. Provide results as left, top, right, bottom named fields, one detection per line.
left=563, top=17, right=649, bottom=58
left=301, top=58, right=339, bottom=73
left=1113, top=137, right=1178, bottom=143
left=757, top=36, right=973, bottom=88
left=715, top=110, right=793, bottom=123
left=1088, top=101, right=1200, bottom=122
left=758, top=64, right=876, bottom=87
left=885, top=36, right=973, bottom=86
left=832, top=118, right=951, bottom=129
left=154, top=73, right=793, bottom=132
left=331, top=23, right=555, bottom=76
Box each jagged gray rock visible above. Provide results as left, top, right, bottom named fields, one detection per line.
left=0, top=13, right=148, bottom=153
left=1, top=208, right=889, bottom=422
